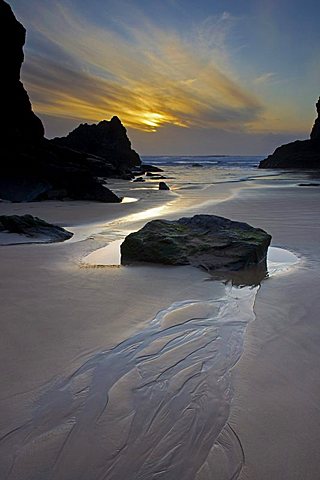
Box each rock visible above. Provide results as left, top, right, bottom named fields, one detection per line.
left=140, top=164, right=163, bottom=173
left=298, top=183, right=320, bottom=187
left=310, top=97, right=320, bottom=140
left=159, top=182, right=170, bottom=190
left=259, top=97, right=320, bottom=169
left=121, top=214, right=271, bottom=274
left=1, top=141, right=122, bottom=202
left=191, top=163, right=203, bottom=167
left=0, top=1, right=126, bottom=203
left=52, top=116, right=141, bottom=173
left=133, top=177, right=145, bottom=182
left=1, top=1, right=44, bottom=143
left=0, top=214, right=73, bottom=242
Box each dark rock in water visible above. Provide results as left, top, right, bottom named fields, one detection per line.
left=133, top=177, right=145, bottom=183
left=52, top=116, right=141, bottom=173
left=159, top=182, right=170, bottom=190
left=121, top=214, right=271, bottom=274
left=1, top=1, right=44, bottom=142
left=298, top=182, right=320, bottom=187
left=140, top=164, right=163, bottom=173
left=259, top=97, right=320, bottom=169
left=310, top=97, right=320, bottom=140
left=191, top=163, right=203, bottom=167
left=0, top=2, right=126, bottom=203
left=0, top=215, right=73, bottom=242
left=145, top=172, right=166, bottom=179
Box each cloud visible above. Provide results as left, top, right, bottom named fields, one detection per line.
left=253, top=72, right=276, bottom=84
left=21, top=2, right=264, bottom=133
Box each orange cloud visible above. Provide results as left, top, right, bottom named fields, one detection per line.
left=22, top=3, right=264, bottom=133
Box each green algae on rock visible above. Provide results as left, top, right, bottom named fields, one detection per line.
left=121, top=214, right=271, bottom=273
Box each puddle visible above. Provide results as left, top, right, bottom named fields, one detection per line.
left=83, top=239, right=124, bottom=267
left=267, top=246, right=299, bottom=276
left=121, top=197, right=139, bottom=203
left=83, top=240, right=300, bottom=279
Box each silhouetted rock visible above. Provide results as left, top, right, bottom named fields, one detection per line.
left=133, top=177, right=145, bottom=182
left=310, top=97, right=320, bottom=140
left=52, top=116, right=141, bottom=173
left=259, top=98, right=320, bottom=169
left=121, top=214, right=271, bottom=274
left=0, top=214, right=73, bottom=242
left=191, top=163, right=203, bottom=167
left=140, top=165, right=163, bottom=173
left=298, top=183, right=320, bottom=187
left=159, top=182, right=170, bottom=190
left=1, top=0, right=44, bottom=142
left=0, top=1, right=125, bottom=203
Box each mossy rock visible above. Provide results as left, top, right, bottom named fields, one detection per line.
left=121, top=214, right=271, bottom=272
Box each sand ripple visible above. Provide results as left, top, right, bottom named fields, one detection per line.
left=1, top=249, right=298, bottom=480
left=2, top=286, right=256, bottom=480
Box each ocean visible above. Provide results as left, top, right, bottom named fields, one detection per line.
left=140, top=155, right=267, bottom=188
left=142, top=155, right=263, bottom=168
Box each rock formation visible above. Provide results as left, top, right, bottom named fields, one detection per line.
left=310, top=97, right=320, bottom=140
left=0, top=0, right=141, bottom=202
left=259, top=97, right=320, bottom=169
left=159, top=182, right=170, bottom=190
left=121, top=214, right=271, bottom=274
left=52, top=116, right=141, bottom=174
left=0, top=214, right=73, bottom=242
left=1, top=0, right=44, bottom=142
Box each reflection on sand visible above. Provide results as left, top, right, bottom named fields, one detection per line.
left=1, top=249, right=299, bottom=480
left=120, top=197, right=139, bottom=203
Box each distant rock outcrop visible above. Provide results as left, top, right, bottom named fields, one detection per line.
left=310, top=97, right=320, bottom=140
left=259, top=97, right=320, bottom=169
left=121, top=214, right=271, bottom=274
left=52, top=116, right=141, bottom=173
left=0, top=0, right=139, bottom=202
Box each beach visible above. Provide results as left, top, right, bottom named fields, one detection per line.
left=0, top=159, right=320, bottom=479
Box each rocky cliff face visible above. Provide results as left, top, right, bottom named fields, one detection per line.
left=0, top=0, right=140, bottom=202
left=259, top=97, right=320, bottom=169
left=1, top=0, right=44, bottom=142
left=52, top=116, right=141, bottom=172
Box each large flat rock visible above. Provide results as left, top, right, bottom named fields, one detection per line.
left=121, top=214, right=272, bottom=273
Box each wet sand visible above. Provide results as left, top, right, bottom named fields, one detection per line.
left=0, top=173, right=320, bottom=479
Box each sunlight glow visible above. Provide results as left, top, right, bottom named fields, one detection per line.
left=23, top=3, right=264, bottom=134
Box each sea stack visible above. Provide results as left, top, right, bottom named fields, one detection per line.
left=52, top=116, right=141, bottom=174
left=259, top=97, right=320, bottom=169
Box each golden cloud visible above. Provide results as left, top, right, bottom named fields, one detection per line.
left=23, top=3, right=264, bottom=133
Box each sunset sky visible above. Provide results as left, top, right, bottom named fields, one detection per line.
left=10, top=0, right=320, bottom=155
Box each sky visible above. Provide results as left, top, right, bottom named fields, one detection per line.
left=9, top=0, right=320, bottom=155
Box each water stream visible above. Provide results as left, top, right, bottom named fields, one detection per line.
left=1, top=249, right=299, bottom=480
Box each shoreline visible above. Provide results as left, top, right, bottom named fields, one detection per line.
left=0, top=169, right=320, bottom=479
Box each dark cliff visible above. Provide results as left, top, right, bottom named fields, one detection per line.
left=259, top=97, right=320, bottom=169
left=0, top=0, right=144, bottom=202
left=1, top=0, right=44, bottom=142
